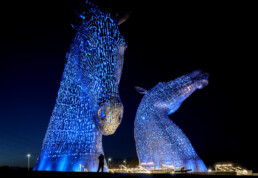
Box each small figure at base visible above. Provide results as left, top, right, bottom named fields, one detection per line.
left=97, top=154, right=104, bottom=173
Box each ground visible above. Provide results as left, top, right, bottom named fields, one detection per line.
left=1, top=169, right=254, bottom=178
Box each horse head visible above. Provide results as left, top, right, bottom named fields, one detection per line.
left=152, top=70, right=209, bottom=115
left=75, top=8, right=127, bottom=135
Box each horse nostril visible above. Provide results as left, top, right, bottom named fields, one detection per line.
left=97, top=106, right=106, bottom=121
left=199, top=73, right=209, bottom=80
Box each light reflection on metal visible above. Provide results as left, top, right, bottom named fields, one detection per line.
left=34, top=1, right=126, bottom=172
left=134, top=70, right=209, bottom=172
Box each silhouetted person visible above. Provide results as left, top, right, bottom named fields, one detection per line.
left=181, top=167, right=186, bottom=173
left=97, top=154, right=104, bottom=172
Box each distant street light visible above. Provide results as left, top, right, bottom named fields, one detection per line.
left=27, top=154, right=31, bottom=171
left=123, top=160, right=126, bottom=167
left=108, top=158, right=111, bottom=168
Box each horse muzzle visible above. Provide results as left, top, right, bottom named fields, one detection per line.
left=96, top=100, right=124, bottom=135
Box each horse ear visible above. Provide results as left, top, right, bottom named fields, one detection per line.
left=118, top=11, right=131, bottom=25
left=135, top=86, right=147, bottom=95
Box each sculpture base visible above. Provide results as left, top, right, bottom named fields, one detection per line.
left=33, top=154, right=108, bottom=172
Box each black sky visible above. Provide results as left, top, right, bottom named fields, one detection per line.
left=0, top=0, right=257, bottom=171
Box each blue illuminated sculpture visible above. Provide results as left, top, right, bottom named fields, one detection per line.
left=134, top=70, right=208, bottom=172
left=34, top=2, right=127, bottom=172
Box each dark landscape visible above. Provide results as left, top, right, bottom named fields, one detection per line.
left=0, top=0, right=257, bottom=176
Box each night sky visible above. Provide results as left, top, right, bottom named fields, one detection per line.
left=0, top=0, right=257, bottom=172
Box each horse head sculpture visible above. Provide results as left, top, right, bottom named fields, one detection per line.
left=76, top=7, right=127, bottom=136
left=134, top=70, right=208, bottom=172
left=34, top=2, right=127, bottom=172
